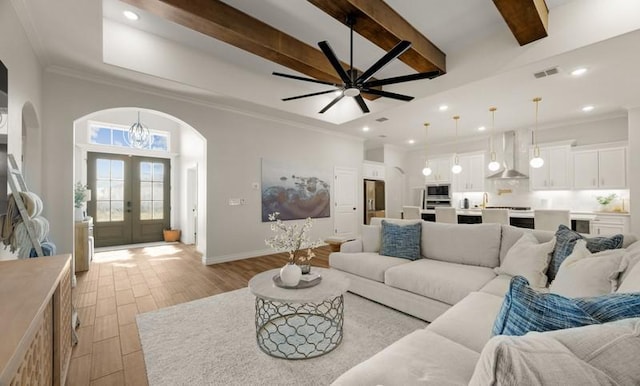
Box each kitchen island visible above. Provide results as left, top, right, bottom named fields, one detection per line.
left=417, top=209, right=629, bottom=234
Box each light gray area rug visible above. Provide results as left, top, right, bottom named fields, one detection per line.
left=137, top=288, right=427, bottom=386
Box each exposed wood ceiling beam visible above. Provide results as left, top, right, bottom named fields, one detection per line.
left=307, top=0, right=446, bottom=74
left=493, top=0, right=549, bottom=46
left=120, top=0, right=380, bottom=100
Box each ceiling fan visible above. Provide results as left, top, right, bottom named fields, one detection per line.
left=273, top=16, right=442, bottom=114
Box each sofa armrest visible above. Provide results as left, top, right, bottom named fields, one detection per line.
left=340, top=239, right=363, bottom=253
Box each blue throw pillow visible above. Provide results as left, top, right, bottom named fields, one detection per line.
left=493, top=276, right=640, bottom=336
left=548, top=224, right=623, bottom=281
left=379, top=220, right=421, bottom=260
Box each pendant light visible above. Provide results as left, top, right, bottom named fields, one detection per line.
left=451, top=116, right=462, bottom=174
left=529, top=97, right=544, bottom=168
left=422, top=123, right=432, bottom=176
left=126, top=111, right=151, bottom=149
left=487, top=107, right=501, bottom=171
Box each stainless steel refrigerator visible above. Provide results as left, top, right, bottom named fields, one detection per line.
left=364, top=179, right=385, bottom=224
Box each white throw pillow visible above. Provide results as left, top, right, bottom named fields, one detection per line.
left=618, top=251, right=640, bottom=293
left=361, top=224, right=381, bottom=253
left=550, top=239, right=626, bottom=298
left=494, top=232, right=556, bottom=288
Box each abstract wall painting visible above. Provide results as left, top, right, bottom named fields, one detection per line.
left=261, top=158, right=331, bottom=222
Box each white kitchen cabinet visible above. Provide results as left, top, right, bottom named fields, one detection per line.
left=598, top=148, right=626, bottom=188
left=590, top=214, right=629, bottom=235
left=454, top=153, right=485, bottom=192
left=573, top=147, right=626, bottom=189
left=363, top=162, right=385, bottom=180
left=424, top=157, right=451, bottom=184
left=529, top=146, right=570, bottom=190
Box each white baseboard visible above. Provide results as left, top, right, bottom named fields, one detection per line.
left=204, top=243, right=329, bottom=265
left=204, top=248, right=274, bottom=265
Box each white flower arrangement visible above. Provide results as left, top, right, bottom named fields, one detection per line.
left=265, top=212, right=322, bottom=265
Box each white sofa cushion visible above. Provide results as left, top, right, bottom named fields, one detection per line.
left=384, top=259, right=496, bottom=305
left=428, top=292, right=505, bottom=353
left=331, top=329, right=479, bottom=386
left=421, top=222, right=502, bottom=268
left=361, top=224, right=381, bottom=252
left=479, top=275, right=512, bottom=297
left=330, top=252, right=410, bottom=282
left=550, top=239, right=626, bottom=297
left=470, top=318, right=640, bottom=386
left=495, top=232, right=556, bottom=288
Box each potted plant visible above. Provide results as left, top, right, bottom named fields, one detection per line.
left=163, top=227, right=181, bottom=242
left=265, top=212, right=321, bottom=286
left=74, top=182, right=88, bottom=221
left=596, top=193, right=617, bottom=212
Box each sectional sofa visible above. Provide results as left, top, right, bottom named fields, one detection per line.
left=329, top=218, right=640, bottom=385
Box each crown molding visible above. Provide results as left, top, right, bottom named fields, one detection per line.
left=45, top=65, right=365, bottom=143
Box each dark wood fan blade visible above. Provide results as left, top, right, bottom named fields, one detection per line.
left=282, top=89, right=340, bottom=101
left=361, top=88, right=414, bottom=101
left=356, top=41, right=412, bottom=84
left=319, top=94, right=344, bottom=114
left=363, top=71, right=441, bottom=88
left=272, top=72, right=339, bottom=87
left=354, top=95, right=370, bottom=113
left=318, top=41, right=352, bottom=84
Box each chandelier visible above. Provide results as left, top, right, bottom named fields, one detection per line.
left=126, top=111, right=151, bottom=149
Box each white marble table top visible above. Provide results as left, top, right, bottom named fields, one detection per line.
left=248, top=267, right=350, bottom=303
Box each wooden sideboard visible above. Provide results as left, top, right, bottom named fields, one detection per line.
left=0, top=255, right=73, bottom=385
left=74, top=221, right=93, bottom=272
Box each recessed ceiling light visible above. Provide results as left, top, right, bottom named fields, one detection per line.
left=123, top=10, right=139, bottom=21
left=582, top=105, right=595, bottom=112
left=362, top=126, right=370, bottom=132
left=477, top=126, right=486, bottom=132
left=438, top=105, right=448, bottom=111
left=408, top=139, right=415, bottom=144
left=571, top=67, right=587, bottom=77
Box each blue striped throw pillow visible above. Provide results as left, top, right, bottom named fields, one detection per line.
left=379, top=220, right=421, bottom=260
left=493, top=276, right=640, bottom=336
left=547, top=224, right=623, bottom=281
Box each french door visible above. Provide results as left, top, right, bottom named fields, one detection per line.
left=87, top=152, right=170, bottom=247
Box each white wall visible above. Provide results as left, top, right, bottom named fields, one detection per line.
left=0, top=0, right=42, bottom=259
left=41, top=71, right=363, bottom=264
left=178, top=122, right=206, bottom=253
left=383, top=145, right=407, bottom=219
left=629, top=108, right=640, bottom=233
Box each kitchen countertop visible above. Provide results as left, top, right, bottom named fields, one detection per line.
left=420, top=209, right=630, bottom=220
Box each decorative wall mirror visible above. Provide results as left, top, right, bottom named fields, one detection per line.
left=0, top=60, right=8, bottom=215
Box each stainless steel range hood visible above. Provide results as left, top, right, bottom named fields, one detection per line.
left=487, top=130, right=529, bottom=179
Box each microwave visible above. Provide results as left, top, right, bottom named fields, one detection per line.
left=426, top=184, right=451, bottom=198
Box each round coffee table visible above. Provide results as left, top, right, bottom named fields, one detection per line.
left=248, top=267, right=350, bottom=360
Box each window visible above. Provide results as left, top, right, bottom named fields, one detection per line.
left=139, top=161, right=165, bottom=220
left=89, top=122, right=169, bottom=152
left=95, top=158, right=125, bottom=222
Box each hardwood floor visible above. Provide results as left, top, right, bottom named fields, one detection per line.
left=67, top=244, right=331, bottom=385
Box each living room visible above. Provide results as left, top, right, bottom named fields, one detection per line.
left=1, top=0, right=640, bottom=385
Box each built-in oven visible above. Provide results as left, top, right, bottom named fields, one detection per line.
left=424, top=183, right=451, bottom=209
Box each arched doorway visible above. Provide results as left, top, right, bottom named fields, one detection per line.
left=72, top=107, right=207, bottom=258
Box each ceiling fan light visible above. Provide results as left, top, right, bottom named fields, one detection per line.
left=344, top=88, right=360, bottom=97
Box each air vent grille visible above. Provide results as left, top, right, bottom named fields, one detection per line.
left=375, top=117, right=389, bottom=122
left=378, top=135, right=387, bottom=138
left=534, top=66, right=560, bottom=79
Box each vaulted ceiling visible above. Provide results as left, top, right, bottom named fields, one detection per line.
left=13, top=0, right=640, bottom=148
